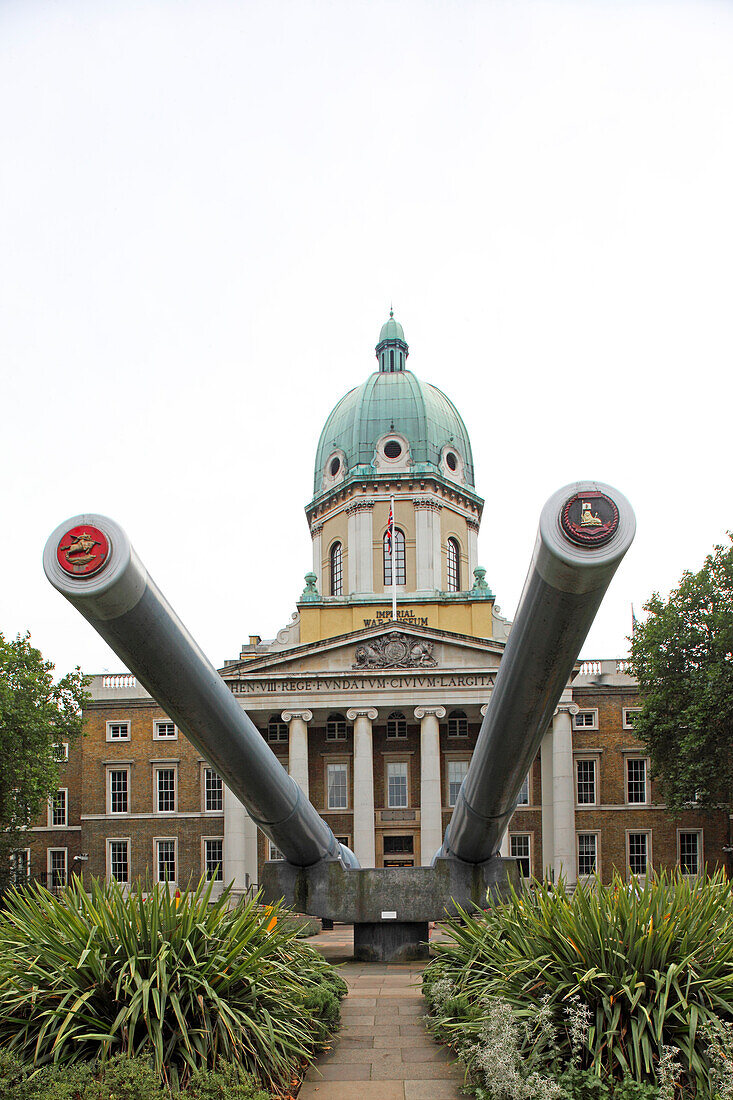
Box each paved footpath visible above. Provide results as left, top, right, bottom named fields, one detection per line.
left=299, top=924, right=464, bottom=1100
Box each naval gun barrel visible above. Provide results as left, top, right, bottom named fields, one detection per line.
left=43, top=515, right=354, bottom=869
left=442, top=481, right=635, bottom=867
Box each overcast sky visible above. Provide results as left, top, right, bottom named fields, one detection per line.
left=2, top=0, right=732, bottom=678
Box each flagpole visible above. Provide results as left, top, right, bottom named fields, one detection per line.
left=391, top=495, right=397, bottom=623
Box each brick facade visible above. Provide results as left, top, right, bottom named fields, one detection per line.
left=27, top=671, right=727, bottom=893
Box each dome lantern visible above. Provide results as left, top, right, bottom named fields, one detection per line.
left=375, top=309, right=409, bottom=373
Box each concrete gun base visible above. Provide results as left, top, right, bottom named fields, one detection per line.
left=261, top=854, right=519, bottom=961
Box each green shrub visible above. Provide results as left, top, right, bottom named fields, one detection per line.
left=185, top=1059, right=269, bottom=1099
left=423, top=871, right=733, bottom=1097
left=0, top=1052, right=269, bottom=1099
left=0, top=876, right=345, bottom=1092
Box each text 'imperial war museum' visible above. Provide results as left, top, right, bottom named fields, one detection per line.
left=28, top=315, right=726, bottom=893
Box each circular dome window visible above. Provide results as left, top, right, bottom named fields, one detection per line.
left=446, top=451, right=458, bottom=471
left=384, top=441, right=402, bottom=459
left=330, top=457, right=341, bottom=476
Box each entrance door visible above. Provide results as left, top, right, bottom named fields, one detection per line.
left=383, top=834, right=414, bottom=867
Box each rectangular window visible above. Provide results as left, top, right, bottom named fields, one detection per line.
left=154, top=720, right=177, bottom=740
left=627, top=758, right=647, bottom=804
left=53, top=742, right=69, bottom=762
left=447, top=760, right=468, bottom=807
left=107, top=721, right=130, bottom=741
left=108, top=839, right=130, bottom=883
left=326, top=763, right=348, bottom=810
left=267, top=721, right=289, bottom=743
left=573, top=711, right=597, bottom=729
left=384, top=530, right=406, bottom=587
left=679, top=831, right=701, bottom=875
left=447, top=712, right=468, bottom=737
left=517, top=773, right=530, bottom=806
left=156, top=839, right=176, bottom=883
left=48, top=848, right=67, bottom=889
left=50, top=789, right=67, bottom=826
left=204, top=838, right=224, bottom=881
left=326, top=716, right=347, bottom=740
left=387, top=761, right=408, bottom=809
left=109, top=769, right=129, bottom=814
left=578, top=833, right=597, bottom=876
left=623, top=708, right=642, bottom=729
left=628, top=832, right=649, bottom=877
left=268, top=842, right=284, bottom=861
left=576, top=759, right=596, bottom=805
left=510, top=834, right=531, bottom=878
left=10, top=849, right=30, bottom=887
left=383, top=835, right=414, bottom=854
left=386, top=713, right=407, bottom=739
left=204, top=768, right=223, bottom=811
left=156, top=768, right=176, bottom=813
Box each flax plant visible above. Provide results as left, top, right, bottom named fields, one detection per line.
left=423, top=871, right=733, bottom=1096
left=0, top=875, right=345, bottom=1091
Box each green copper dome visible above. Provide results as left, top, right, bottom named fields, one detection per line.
left=313, top=315, right=476, bottom=498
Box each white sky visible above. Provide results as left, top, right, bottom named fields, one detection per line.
left=2, top=0, right=732, bottom=678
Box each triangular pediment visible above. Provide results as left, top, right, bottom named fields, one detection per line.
left=220, top=622, right=504, bottom=681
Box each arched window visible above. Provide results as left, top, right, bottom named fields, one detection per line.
left=330, top=541, right=343, bottom=596
left=447, top=709, right=468, bottom=738
left=383, top=528, right=405, bottom=586
left=390, top=348, right=395, bottom=371
left=326, top=713, right=348, bottom=741
left=387, top=711, right=407, bottom=739
left=447, top=537, right=460, bottom=591
left=267, top=716, right=289, bottom=743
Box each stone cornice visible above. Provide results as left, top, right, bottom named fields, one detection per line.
left=306, top=474, right=484, bottom=524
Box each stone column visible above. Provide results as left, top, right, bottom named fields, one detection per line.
left=282, top=710, right=312, bottom=800
left=310, top=524, right=323, bottom=592
left=540, top=728, right=554, bottom=879
left=552, top=702, right=578, bottom=887
left=347, top=707, right=378, bottom=868
left=415, top=705, right=446, bottom=865
left=223, top=786, right=258, bottom=894
left=346, top=501, right=374, bottom=594
left=467, top=519, right=479, bottom=582
left=414, top=498, right=443, bottom=591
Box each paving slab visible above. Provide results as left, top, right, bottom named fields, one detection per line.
left=298, top=924, right=465, bottom=1097
left=299, top=1083, right=405, bottom=1100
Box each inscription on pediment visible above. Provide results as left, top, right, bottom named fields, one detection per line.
left=353, top=631, right=438, bottom=670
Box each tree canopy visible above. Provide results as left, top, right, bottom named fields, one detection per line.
left=630, top=537, right=733, bottom=815
left=0, top=633, right=88, bottom=887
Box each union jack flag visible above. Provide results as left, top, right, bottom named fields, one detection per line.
left=386, top=503, right=394, bottom=555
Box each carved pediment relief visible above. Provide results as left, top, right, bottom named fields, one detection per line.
left=353, top=631, right=438, bottom=670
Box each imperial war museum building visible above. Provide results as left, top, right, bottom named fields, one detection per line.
left=27, top=314, right=727, bottom=894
